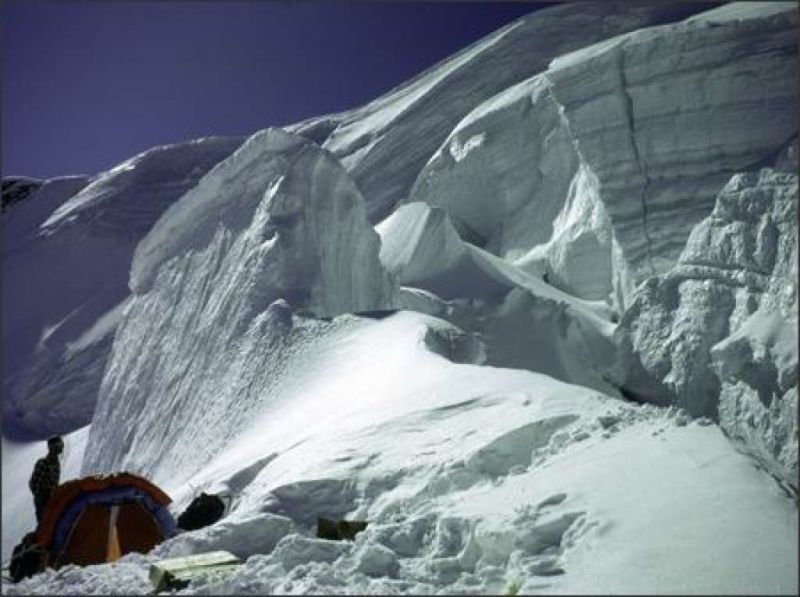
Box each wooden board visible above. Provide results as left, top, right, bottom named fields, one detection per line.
left=149, top=550, right=241, bottom=592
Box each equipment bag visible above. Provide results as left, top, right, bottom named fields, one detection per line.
left=9, top=532, right=46, bottom=583
left=176, top=492, right=226, bottom=531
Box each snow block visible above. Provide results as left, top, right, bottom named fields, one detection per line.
left=155, top=512, right=295, bottom=561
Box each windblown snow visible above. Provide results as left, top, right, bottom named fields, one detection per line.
left=2, top=2, right=797, bottom=595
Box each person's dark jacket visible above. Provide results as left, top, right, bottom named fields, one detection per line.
left=28, top=454, right=60, bottom=500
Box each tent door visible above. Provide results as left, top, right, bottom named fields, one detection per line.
left=106, top=505, right=121, bottom=562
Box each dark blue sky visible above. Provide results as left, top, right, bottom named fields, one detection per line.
left=2, top=1, right=542, bottom=179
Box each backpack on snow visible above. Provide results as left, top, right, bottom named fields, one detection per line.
left=316, top=517, right=368, bottom=541
left=9, top=532, right=46, bottom=583
left=176, top=492, right=226, bottom=531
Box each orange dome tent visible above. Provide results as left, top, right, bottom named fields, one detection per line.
left=34, top=472, right=177, bottom=569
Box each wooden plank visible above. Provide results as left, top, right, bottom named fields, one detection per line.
left=149, top=551, right=240, bottom=592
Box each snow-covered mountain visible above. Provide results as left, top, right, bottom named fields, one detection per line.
left=2, top=137, right=244, bottom=440
left=2, top=2, right=797, bottom=594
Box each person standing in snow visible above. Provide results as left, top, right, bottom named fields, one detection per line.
left=28, top=436, right=63, bottom=525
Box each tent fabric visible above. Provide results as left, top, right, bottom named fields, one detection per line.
left=34, top=472, right=176, bottom=569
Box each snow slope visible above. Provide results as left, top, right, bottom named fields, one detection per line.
left=7, top=311, right=798, bottom=595
left=2, top=2, right=797, bottom=595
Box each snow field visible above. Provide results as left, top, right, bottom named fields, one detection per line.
left=9, top=311, right=797, bottom=594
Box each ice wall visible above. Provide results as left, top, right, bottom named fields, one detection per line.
left=1, top=138, right=242, bottom=440
left=404, top=74, right=615, bottom=302
left=401, top=4, right=796, bottom=309
left=547, top=4, right=797, bottom=299
left=289, top=3, right=715, bottom=223
left=375, top=2, right=798, bottom=482
left=84, top=128, right=395, bottom=480
left=617, top=165, right=798, bottom=482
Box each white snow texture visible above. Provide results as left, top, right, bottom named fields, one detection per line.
left=2, top=2, right=797, bottom=595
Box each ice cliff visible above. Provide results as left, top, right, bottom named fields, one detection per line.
left=619, top=165, right=798, bottom=481
left=3, top=2, right=798, bottom=595
left=1, top=137, right=243, bottom=439
left=288, top=1, right=716, bottom=223
left=84, top=128, right=395, bottom=479
left=546, top=2, right=797, bottom=297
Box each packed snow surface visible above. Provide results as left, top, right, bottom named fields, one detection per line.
left=6, top=312, right=799, bottom=595
left=2, top=2, right=797, bottom=595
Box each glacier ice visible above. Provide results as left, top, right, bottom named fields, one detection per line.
left=617, top=166, right=798, bottom=482
left=547, top=3, right=797, bottom=297
left=289, top=2, right=716, bottom=223
left=2, top=2, right=798, bottom=595
left=84, top=128, right=395, bottom=482
left=402, top=1, right=797, bottom=310
left=377, top=200, right=619, bottom=395
left=1, top=137, right=243, bottom=440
